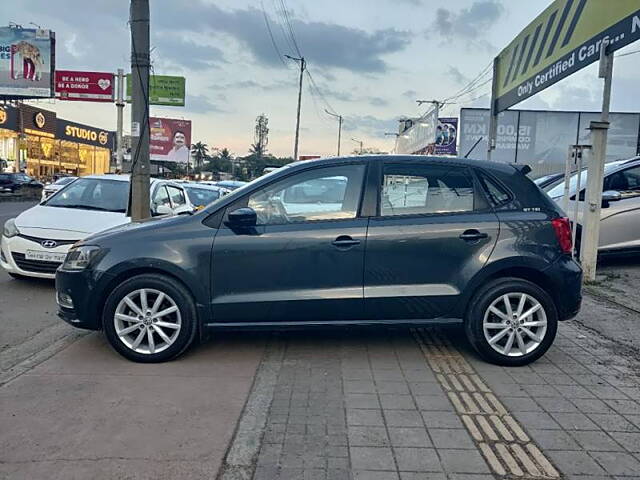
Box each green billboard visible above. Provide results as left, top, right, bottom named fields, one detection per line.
left=493, top=0, right=640, bottom=113
left=125, top=74, right=185, bottom=106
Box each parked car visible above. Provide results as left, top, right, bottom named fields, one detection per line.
left=56, top=156, right=581, bottom=366
left=182, top=183, right=230, bottom=210
left=1, top=175, right=193, bottom=280
left=547, top=156, right=640, bottom=255
left=215, top=180, right=247, bottom=191
left=533, top=172, right=565, bottom=192
left=41, top=176, right=77, bottom=201
left=0, top=172, right=43, bottom=193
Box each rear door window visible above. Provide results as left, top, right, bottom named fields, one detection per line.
left=380, top=164, right=475, bottom=216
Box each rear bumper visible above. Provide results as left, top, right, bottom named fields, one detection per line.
left=545, top=255, right=582, bottom=321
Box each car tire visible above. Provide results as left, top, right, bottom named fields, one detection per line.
left=464, top=277, right=558, bottom=367
left=102, top=273, right=198, bottom=363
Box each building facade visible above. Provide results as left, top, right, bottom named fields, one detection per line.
left=0, top=104, right=114, bottom=179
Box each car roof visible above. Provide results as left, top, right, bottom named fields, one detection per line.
left=75, top=174, right=172, bottom=185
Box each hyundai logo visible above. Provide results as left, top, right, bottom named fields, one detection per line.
left=41, top=240, right=57, bottom=249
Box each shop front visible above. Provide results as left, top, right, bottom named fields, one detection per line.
left=0, top=105, right=19, bottom=173
left=0, top=104, right=114, bottom=180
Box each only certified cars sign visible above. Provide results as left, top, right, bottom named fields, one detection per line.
left=493, top=0, right=640, bottom=113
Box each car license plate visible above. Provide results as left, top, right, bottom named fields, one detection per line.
left=25, top=250, right=66, bottom=263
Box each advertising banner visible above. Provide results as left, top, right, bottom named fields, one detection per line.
left=57, top=119, right=114, bottom=149
left=435, top=117, right=458, bottom=155
left=126, top=74, right=185, bottom=106
left=493, top=0, right=640, bottom=113
left=0, top=27, right=55, bottom=98
left=395, top=108, right=438, bottom=154
left=150, top=117, right=191, bottom=163
left=55, top=70, right=114, bottom=102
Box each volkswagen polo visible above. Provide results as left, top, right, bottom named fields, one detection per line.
left=56, top=156, right=582, bottom=366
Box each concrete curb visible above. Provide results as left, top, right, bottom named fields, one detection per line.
left=217, top=335, right=286, bottom=480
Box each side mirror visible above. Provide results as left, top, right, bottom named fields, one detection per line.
left=154, top=204, right=173, bottom=216
left=225, top=207, right=257, bottom=227
left=601, top=190, right=621, bottom=208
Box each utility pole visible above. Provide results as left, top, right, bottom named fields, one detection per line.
left=129, top=0, right=150, bottom=220
left=115, top=68, right=125, bottom=172
left=325, top=109, right=342, bottom=156
left=351, top=138, right=363, bottom=155
left=580, top=39, right=613, bottom=281
left=285, top=55, right=305, bottom=160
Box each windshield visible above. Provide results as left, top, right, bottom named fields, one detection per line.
left=44, top=178, right=128, bottom=212
left=547, top=162, right=625, bottom=198
left=184, top=186, right=221, bottom=206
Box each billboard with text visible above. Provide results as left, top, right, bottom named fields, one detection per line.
left=150, top=117, right=191, bottom=163
left=493, top=1, right=640, bottom=112
left=0, top=27, right=55, bottom=98
left=126, top=74, right=185, bottom=106
left=55, top=70, right=114, bottom=102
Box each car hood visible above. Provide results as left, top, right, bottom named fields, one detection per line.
left=15, top=205, right=129, bottom=235
left=82, top=212, right=192, bottom=245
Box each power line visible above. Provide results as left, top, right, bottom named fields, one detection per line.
left=261, top=0, right=289, bottom=68
left=270, top=0, right=297, bottom=55
left=443, top=60, right=493, bottom=103
left=306, top=70, right=338, bottom=116
left=278, top=0, right=303, bottom=57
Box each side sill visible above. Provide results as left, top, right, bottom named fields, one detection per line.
left=204, top=318, right=463, bottom=329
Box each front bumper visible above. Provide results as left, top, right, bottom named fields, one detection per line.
left=1, top=234, right=74, bottom=279
left=56, top=267, right=105, bottom=330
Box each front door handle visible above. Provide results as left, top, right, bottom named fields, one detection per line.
left=332, top=235, right=361, bottom=248
left=459, top=229, right=489, bottom=241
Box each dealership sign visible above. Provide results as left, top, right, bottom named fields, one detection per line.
left=0, top=27, right=55, bottom=99
left=55, top=70, right=114, bottom=102
left=493, top=0, right=640, bottom=113
left=57, top=119, right=114, bottom=149
left=126, top=74, right=185, bottom=106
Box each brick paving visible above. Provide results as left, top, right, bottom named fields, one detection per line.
left=230, top=314, right=640, bottom=479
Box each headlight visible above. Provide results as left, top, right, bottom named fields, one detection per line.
left=3, top=218, right=19, bottom=238
left=62, top=245, right=102, bottom=271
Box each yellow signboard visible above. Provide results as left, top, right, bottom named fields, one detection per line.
left=493, top=0, right=640, bottom=113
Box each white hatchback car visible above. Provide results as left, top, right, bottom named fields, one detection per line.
left=1, top=175, right=193, bottom=279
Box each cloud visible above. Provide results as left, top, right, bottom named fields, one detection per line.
left=396, top=0, right=423, bottom=4
left=368, top=96, right=389, bottom=107
left=427, top=1, right=503, bottom=40
left=185, top=94, right=225, bottom=114
left=153, top=3, right=411, bottom=73
left=446, top=66, right=470, bottom=85
left=402, top=90, right=418, bottom=99
left=153, top=35, right=227, bottom=71
left=343, top=115, right=400, bottom=137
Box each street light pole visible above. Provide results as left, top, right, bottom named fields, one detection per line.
left=351, top=138, right=363, bottom=155
left=115, top=68, right=125, bottom=172
left=129, top=0, right=150, bottom=221
left=325, top=109, right=342, bottom=156
left=285, top=55, right=305, bottom=161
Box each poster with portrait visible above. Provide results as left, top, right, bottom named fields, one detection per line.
left=435, top=117, right=458, bottom=155
left=149, top=117, right=192, bottom=163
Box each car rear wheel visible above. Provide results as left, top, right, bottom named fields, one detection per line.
left=103, top=274, right=198, bottom=362
left=465, top=278, right=558, bottom=366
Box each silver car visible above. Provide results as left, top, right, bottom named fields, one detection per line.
left=547, top=157, right=640, bottom=254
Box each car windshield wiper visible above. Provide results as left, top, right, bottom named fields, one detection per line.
left=49, top=204, right=126, bottom=212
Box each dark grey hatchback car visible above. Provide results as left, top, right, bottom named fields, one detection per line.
left=56, top=156, right=582, bottom=366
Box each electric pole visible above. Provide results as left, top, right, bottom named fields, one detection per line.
left=129, top=0, right=150, bottom=221
left=285, top=55, right=305, bottom=160
left=115, top=68, right=124, bottom=172
left=325, top=109, right=342, bottom=156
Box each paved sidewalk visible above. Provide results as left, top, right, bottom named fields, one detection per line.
left=229, top=305, right=640, bottom=480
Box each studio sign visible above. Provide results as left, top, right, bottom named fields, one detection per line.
left=65, top=125, right=109, bottom=145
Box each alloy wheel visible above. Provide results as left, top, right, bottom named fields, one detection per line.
left=482, top=292, right=548, bottom=357
left=114, top=288, right=182, bottom=354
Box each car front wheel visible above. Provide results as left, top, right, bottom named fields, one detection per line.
left=102, top=274, right=198, bottom=362
left=465, top=278, right=558, bottom=366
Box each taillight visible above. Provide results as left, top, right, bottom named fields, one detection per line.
left=551, top=217, right=572, bottom=254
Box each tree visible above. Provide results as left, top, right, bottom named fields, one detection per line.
left=250, top=114, right=269, bottom=159
left=190, top=141, right=209, bottom=170
left=351, top=146, right=387, bottom=155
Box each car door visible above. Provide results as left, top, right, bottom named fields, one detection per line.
left=364, top=161, right=500, bottom=320
left=599, top=165, right=640, bottom=251
left=166, top=185, right=193, bottom=214
left=211, top=162, right=368, bottom=323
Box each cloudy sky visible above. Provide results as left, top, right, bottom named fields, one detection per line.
left=5, top=0, right=640, bottom=158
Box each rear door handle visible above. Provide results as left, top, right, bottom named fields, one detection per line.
left=332, top=235, right=361, bottom=248
left=459, top=230, right=489, bottom=241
